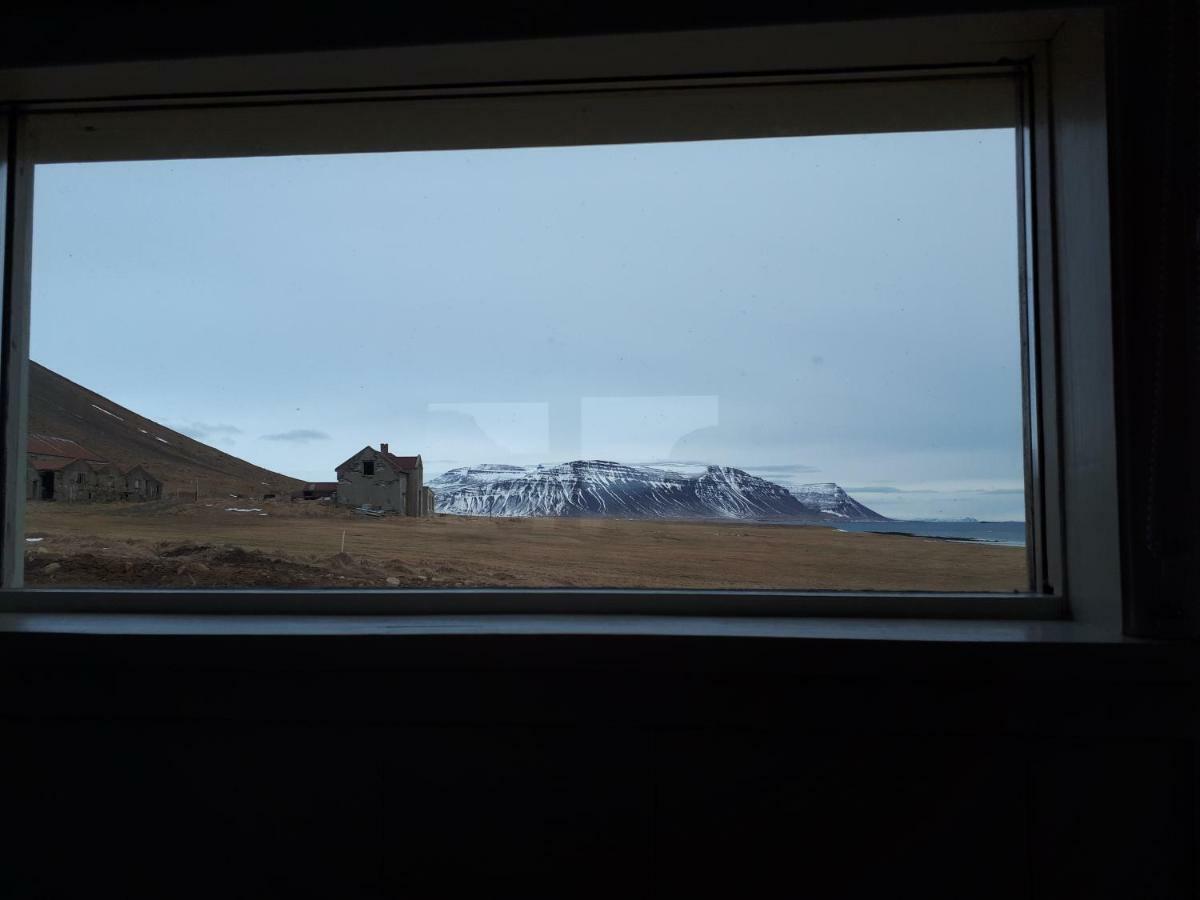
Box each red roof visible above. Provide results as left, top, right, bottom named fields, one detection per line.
left=27, top=434, right=106, bottom=462
left=335, top=448, right=421, bottom=475
left=383, top=453, right=421, bottom=472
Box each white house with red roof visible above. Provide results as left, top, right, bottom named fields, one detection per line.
left=334, top=443, right=434, bottom=516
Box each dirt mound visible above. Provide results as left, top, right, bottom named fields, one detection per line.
left=24, top=546, right=355, bottom=588
left=158, top=542, right=213, bottom=558
left=23, top=536, right=481, bottom=588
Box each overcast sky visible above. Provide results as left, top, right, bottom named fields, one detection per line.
left=31, top=127, right=1025, bottom=520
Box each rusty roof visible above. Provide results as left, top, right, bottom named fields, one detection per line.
left=27, top=433, right=106, bottom=462
left=32, top=456, right=96, bottom=472
left=335, top=447, right=422, bottom=475
left=383, top=453, right=421, bottom=472
left=28, top=458, right=74, bottom=472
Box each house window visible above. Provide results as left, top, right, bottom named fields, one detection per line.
left=0, top=11, right=1117, bottom=621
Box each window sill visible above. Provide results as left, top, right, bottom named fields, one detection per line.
left=0, top=611, right=1129, bottom=643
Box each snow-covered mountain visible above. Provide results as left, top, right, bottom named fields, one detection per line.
left=787, top=483, right=889, bottom=521
left=428, top=461, right=887, bottom=522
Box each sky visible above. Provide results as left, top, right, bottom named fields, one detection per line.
left=31, top=127, right=1026, bottom=520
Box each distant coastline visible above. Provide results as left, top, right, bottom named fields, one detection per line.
left=832, top=520, right=1026, bottom=547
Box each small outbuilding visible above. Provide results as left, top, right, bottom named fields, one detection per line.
left=27, top=434, right=109, bottom=502
left=291, top=482, right=338, bottom=501
left=90, top=463, right=126, bottom=501
left=123, top=465, right=162, bottom=502
left=27, top=434, right=163, bottom=503
left=59, top=459, right=97, bottom=502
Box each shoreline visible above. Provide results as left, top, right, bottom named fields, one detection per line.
left=837, top=528, right=1025, bottom=548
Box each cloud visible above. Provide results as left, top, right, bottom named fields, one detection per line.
left=972, top=488, right=1025, bottom=495
left=261, top=429, right=331, bottom=443
left=176, top=422, right=243, bottom=440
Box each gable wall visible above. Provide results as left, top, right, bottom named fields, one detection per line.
left=336, top=447, right=408, bottom=513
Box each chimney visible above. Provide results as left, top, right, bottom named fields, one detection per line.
left=381, top=443, right=389, bottom=455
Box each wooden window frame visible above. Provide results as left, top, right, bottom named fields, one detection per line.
left=0, top=10, right=1120, bottom=631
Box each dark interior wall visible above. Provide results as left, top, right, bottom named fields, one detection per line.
left=0, top=2, right=1196, bottom=898
left=1108, top=0, right=1200, bottom=637
left=0, top=631, right=1195, bottom=899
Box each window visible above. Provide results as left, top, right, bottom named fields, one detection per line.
left=0, top=10, right=1118, bottom=622
left=28, top=125, right=1027, bottom=593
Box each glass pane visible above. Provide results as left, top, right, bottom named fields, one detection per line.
left=24, top=122, right=1028, bottom=591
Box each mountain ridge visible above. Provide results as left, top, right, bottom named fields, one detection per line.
left=429, top=460, right=887, bottom=522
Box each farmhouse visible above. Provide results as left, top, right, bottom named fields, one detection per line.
left=26, top=434, right=162, bottom=502
left=335, top=443, right=434, bottom=516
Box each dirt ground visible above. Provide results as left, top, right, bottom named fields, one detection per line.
left=22, top=499, right=1028, bottom=591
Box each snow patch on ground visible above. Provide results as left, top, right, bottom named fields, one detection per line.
left=225, top=507, right=263, bottom=513
left=91, top=404, right=124, bottom=421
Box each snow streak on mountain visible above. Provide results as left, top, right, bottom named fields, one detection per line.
left=787, top=482, right=890, bottom=521
left=428, top=461, right=887, bottom=522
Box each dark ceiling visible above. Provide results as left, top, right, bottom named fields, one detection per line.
left=1, top=1, right=1107, bottom=68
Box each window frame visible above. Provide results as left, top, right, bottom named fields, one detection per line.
left=0, top=10, right=1118, bottom=628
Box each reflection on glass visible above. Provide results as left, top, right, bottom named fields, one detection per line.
left=24, top=128, right=1028, bottom=590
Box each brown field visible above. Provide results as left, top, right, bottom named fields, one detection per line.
left=21, top=499, right=1027, bottom=591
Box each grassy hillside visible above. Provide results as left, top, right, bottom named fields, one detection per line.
left=28, top=361, right=302, bottom=497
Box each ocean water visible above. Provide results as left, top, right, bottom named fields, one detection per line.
left=833, top=520, right=1027, bottom=547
